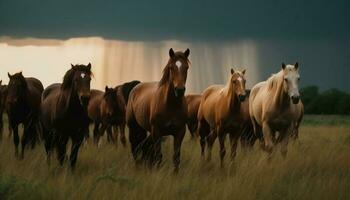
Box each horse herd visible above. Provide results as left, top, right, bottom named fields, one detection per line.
left=0, top=48, right=304, bottom=173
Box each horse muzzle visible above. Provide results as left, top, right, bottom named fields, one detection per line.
left=174, top=87, right=186, bottom=97
left=238, top=94, right=246, bottom=102
left=291, top=95, right=300, bottom=104
left=79, top=95, right=90, bottom=107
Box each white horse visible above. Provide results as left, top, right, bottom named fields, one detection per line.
left=249, top=63, right=303, bottom=157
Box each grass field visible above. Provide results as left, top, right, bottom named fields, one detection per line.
left=1, top=115, right=350, bottom=200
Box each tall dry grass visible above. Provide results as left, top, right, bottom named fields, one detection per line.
left=1, top=117, right=350, bottom=200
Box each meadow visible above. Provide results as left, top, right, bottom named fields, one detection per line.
left=0, top=115, right=350, bottom=200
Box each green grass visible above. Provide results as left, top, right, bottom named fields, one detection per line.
left=0, top=115, right=350, bottom=200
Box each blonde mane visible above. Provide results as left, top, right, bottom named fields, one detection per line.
left=266, top=70, right=283, bottom=91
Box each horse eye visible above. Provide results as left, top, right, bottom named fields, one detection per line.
left=298, top=78, right=300, bottom=81
left=284, top=78, right=288, bottom=81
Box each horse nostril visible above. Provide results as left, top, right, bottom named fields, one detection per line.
left=238, top=94, right=246, bottom=102
left=174, top=87, right=186, bottom=97
left=80, top=95, right=90, bottom=105
left=291, top=96, right=300, bottom=104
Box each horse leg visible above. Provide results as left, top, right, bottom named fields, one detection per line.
left=173, top=126, right=186, bottom=173
left=119, top=123, right=127, bottom=147
left=12, top=124, right=19, bottom=158
left=93, top=122, right=100, bottom=145
left=70, top=133, right=84, bottom=170
left=44, top=128, right=55, bottom=165
left=206, top=128, right=217, bottom=162
left=56, top=135, right=68, bottom=166
left=229, top=132, right=240, bottom=163
left=98, top=123, right=108, bottom=146
left=279, top=126, right=292, bottom=158
left=148, top=126, right=163, bottom=168
left=21, top=123, right=32, bottom=159
left=262, top=122, right=274, bottom=154
left=217, top=127, right=226, bottom=168
left=198, top=120, right=209, bottom=158
left=106, top=125, right=115, bottom=144
left=128, top=118, right=147, bottom=167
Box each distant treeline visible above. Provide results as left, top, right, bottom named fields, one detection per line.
left=301, top=86, right=350, bottom=115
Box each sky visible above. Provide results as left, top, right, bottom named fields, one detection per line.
left=0, top=0, right=349, bottom=91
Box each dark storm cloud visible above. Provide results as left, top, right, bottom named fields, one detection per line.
left=0, top=0, right=349, bottom=41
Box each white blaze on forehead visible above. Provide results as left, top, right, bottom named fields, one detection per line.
left=175, top=61, right=182, bottom=68
left=237, top=77, right=243, bottom=82
left=81, top=73, right=86, bottom=78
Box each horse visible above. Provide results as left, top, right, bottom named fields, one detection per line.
left=5, top=72, right=44, bottom=158
left=40, top=63, right=92, bottom=168
left=126, top=48, right=190, bottom=172
left=249, top=62, right=302, bottom=157
left=0, top=81, right=8, bottom=140
left=185, top=94, right=202, bottom=139
left=111, top=80, right=141, bottom=146
left=197, top=68, right=247, bottom=167
left=88, top=86, right=121, bottom=145
left=238, top=90, right=258, bottom=149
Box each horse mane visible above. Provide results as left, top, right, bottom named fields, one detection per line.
left=266, top=70, right=283, bottom=91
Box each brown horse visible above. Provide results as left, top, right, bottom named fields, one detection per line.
left=40, top=64, right=92, bottom=168
left=197, top=68, right=247, bottom=167
left=185, top=94, right=202, bottom=139
left=6, top=72, right=44, bottom=158
left=238, top=90, right=258, bottom=149
left=249, top=63, right=302, bottom=157
left=0, top=80, right=8, bottom=140
left=111, top=80, right=141, bottom=146
left=126, top=48, right=190, bottom=172
left=88, top=86, right=121, bottom=145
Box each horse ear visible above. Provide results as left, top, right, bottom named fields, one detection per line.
left=282, top=62, right=286, bottom=70
left=242, top=69, right=246, bottom=75
left=19, top=71, right=23, bottom=76
left=87, top=63, right=91, bottom=71
left=295, top=62, right=299, bottom=70
left=0, top=80, right=2, bottom=85
left=231, top=68, right=235, bottom=74
left=169, top=48, right=175, bottom=58
left=71, top=64, right=75, bottom=68
left=8, top=72, right=12, bottom=79
left=184, top=48, right=190, bottom=58
left=105, top=86, right=108, bottom=92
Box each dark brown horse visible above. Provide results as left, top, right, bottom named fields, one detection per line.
left=197, top=69, right=247, bottom=167
left=40, top=64, right=92, bottom=168
left=112, top=80, right=140, bottom=146
left=126, top=48, right=190, bottom=172
left=6, top=72, right=44, bottom=158
left=0, top=80, right=8, bottom=140
left=88, top=87, right=121, bottom=145
left=185, top=94, right=201, bottom=139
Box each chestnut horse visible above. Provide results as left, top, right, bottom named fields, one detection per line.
left=88, top=86, right=121, bottom=145
left=185, top=94, right=201, bottom=139
left=197, top=69, right=247, bottom=167
left=126, top=48, right=190, bottom=172
left=40, top=64, right=92, bottom=168
left=6, top=72, right=44, bottom=158
left=249, top=63, right=302, bottom=157
left=0, top=81, right=8, bottom=140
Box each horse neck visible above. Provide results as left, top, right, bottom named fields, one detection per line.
left=158, top=78, right=182, bottom=106
left=272, top=73, right=289, bottom=109
left=57, top=85, right=80, bottom=115
left=224, top=80, right=240, bottom=112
